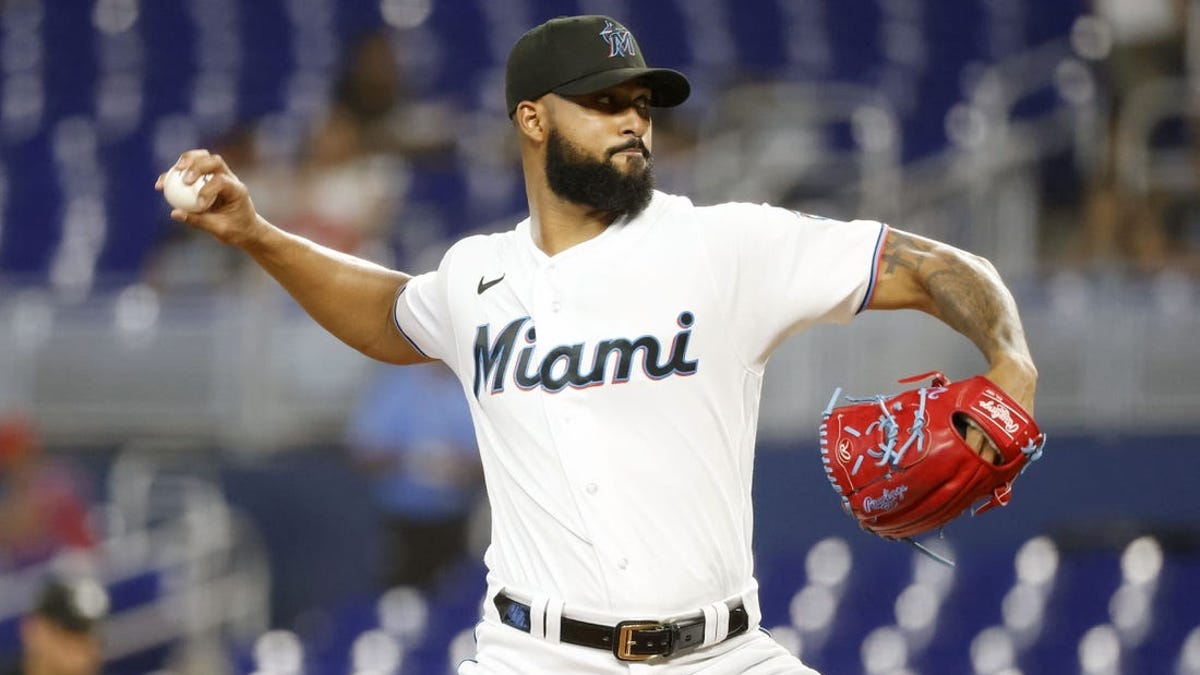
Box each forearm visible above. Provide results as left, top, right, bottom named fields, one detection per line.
left=243, top=216, right=416, bottom=363
left=159, top=149, right=429, bottom=365
left=922, top=249, right=1032, bottom=368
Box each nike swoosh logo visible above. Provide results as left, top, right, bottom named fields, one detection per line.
left=477, top=274, right=505, bottom=295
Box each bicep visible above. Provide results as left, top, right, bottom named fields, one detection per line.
left=864, top=227, right=1031, bottom=364
left=866, top=226, right=1007, bottom=328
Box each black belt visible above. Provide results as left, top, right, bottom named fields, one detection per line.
left=494, top=591, right=750, bottom=662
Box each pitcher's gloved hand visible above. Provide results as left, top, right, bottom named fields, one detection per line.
left=819, top=371, right=1046, bottom=541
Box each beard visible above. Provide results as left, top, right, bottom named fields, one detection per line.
left=544, top=128, right=654, bottom=219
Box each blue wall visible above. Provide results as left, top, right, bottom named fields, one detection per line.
left=32, top=431, right=1199, bottom=674
left=201, top=432, right=1200, bottom=629
left=753, top=432, right=1200, bottom=557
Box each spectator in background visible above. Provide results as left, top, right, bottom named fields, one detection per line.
left=332, top=29, right=460, bottom=165
left=0, top=414, right=94, bottom=571
left=264, top=104, right=403, bottom=262
left=256, top=29, right=462, bottom=267
left=346, top=363, right=484, bottom=591
left=1077, top=0, right=1190, bottom=274
left=0, top=577, right=108, bottom=675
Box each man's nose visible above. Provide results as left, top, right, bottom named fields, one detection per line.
left=616, top=105, right=649, bottom=137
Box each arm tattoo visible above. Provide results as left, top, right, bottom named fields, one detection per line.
left=922, top=265, right=1009, bottom=357
left=878, top=231, right=934, bottom=275
left=882, top=231, right=1024, bottom=360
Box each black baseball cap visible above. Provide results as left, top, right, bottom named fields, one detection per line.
left=32, top=578, right=109, bottom=633
left=505, top=15, right=691, bottom=117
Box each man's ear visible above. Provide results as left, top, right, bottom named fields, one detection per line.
left=514, top=101, right=547, bottom=143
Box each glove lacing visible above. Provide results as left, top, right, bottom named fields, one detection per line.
left=1019, top=434, right=1046, bottom=468
left=847, top=385, right=931, bottom=473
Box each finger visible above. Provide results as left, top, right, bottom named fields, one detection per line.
left=181, top=153, right=229, bottom=184
left=193, top=173, right=226, bottom=211
left=169, top=208, right=190, bottom=223
left=174, top=149, right=212, bottom=172
left=173, top=149, right=226, bottom=183
left=963, top=422, right=986, bottom=450
left=154, top=173, right=166, bottom=190
left=199, top=172, right=247, bottom=212
left=964, top=427, right=981, bottom=451
left=965, top=427, right=1001, bottom=464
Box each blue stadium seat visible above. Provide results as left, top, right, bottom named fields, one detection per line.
left=1, top=0, right=1099, bottom=284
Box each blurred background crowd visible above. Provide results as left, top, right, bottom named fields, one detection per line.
left=0, top=0, right=1198, bottom=673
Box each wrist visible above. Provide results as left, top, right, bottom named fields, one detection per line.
left=236, top=214, right=278, bottom=253
left=988, top=350, right=1037, bottom=375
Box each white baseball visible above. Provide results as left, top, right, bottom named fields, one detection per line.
left=163, top=169, right=212, bottom=213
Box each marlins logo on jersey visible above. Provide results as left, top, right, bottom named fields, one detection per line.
left=598, top=20, right=636, bottom=58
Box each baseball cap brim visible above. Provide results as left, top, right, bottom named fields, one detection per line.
left=552, top=67, right=690, bottom=108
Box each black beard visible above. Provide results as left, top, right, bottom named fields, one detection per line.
left=544, top=128, right=654, bottom=219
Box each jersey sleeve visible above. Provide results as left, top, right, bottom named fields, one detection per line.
left=393, top=253, right=457, bottom=366
left=703, top=203, right=887, bottom=365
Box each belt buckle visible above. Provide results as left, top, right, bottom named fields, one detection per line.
left=614, top=620, right=670, bottom=661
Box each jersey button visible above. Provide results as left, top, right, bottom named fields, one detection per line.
left=585, top=482, right=598, bottom=495
left=551, top=300, right=561, bottom=313
left=617, top=558, right=629, bottom=570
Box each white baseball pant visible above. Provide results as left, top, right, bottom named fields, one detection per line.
left=457, top=620, right=821, bottom=674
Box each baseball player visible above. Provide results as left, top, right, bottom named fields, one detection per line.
left=156, top=15, right=1038, bottom=675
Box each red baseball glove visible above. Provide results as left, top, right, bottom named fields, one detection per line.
left=819, top=371, right=1045, bottom=552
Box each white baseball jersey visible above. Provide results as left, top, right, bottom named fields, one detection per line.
left=393, top=191, right=886, bottom=621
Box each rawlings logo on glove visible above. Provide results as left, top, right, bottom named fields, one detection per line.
left=819, top=371, right=1045, bottom=554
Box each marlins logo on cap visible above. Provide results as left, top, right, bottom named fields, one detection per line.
left=599, top=20, right=636, bottom=58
